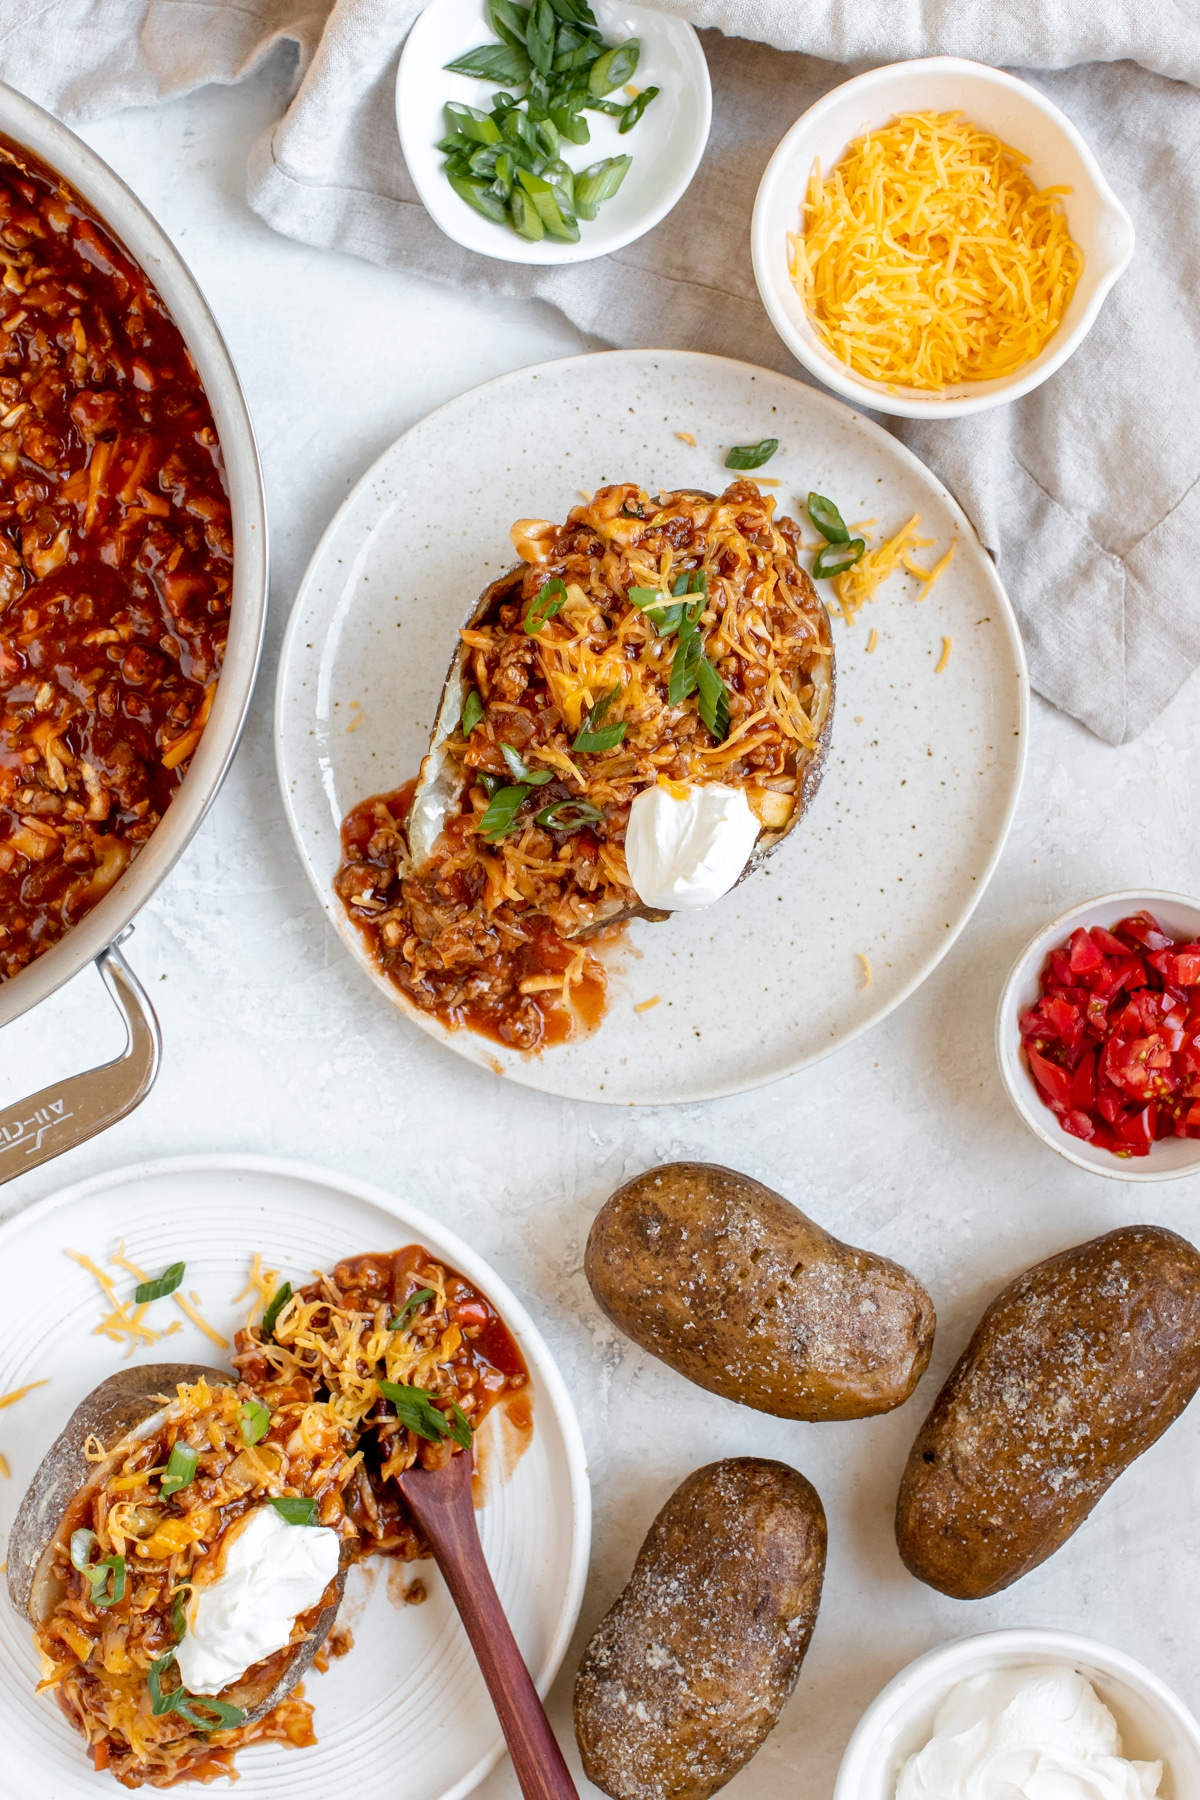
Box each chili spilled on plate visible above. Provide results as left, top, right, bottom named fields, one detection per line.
left=0, top=138, right=231, bottom=982
left=335, top=479, right=834, bottom=1051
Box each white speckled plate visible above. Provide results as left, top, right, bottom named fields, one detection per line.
left=0, top=1155, right=589, bottom=1800
left=275, top=350, right=1027, bottom=1105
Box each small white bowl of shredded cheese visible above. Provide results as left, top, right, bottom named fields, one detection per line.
left=834, top=1629, right=1200, bottom=1800
left=751, top=58, right=1135, bottom=418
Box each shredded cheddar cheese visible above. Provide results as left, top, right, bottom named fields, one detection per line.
left=866, top=628, right=879, bottom=653
left=234, top=1252, right=282, bottom=1325
left=857, top=951, right=873, bottom=988
left=0, top=1378, right=47, bottom=1410
left=0, top=1453, right=9, bottom=1479
left=675, top=431, right=696, bottom=446
left=831, top=514, right=956, bottom=625
left=790, top=112, right=1083, bottom=390
left=72, top=1244, right=228, bottom=1354
left=936, top=635, right=953, bottom=672
left=634, top=995, right=662, bottom=1013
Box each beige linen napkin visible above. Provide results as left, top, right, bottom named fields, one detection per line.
left=6, top=0, right=1200, bottom=741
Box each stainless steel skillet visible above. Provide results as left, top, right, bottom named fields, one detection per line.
left=0, top=82, right=268, bottom=1183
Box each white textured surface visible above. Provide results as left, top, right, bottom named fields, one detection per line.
left=2, top=57, right=1200, bottom=1800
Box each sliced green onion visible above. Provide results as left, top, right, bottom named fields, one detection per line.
left=572, top=684, right=627, bottom=753
left=261, top=1281, right=292, bottom=1340
left=269, top=1495, right=318, bottom=1526
left=378, top=1380, right=474, bottom=1449
left=148, top=1653, right=178, bottom=1717
left=448, top=1401, right=474, bottom=1451
left=148, top=1652, right=245, bottom=1732
left=573, top=154, right=630, bottom=220
left=696, top=655, right=730, bottom=742
left=807, top=491, right=850, bottom=544
left=444, top=102, right=502, bottom=145
left=549, top=104, right=590, bottom=144
left=134, top=1261, right=185, bottom=1304
left=172, top=1586, right=190, bottom=1642
left=526, top=0, right=557, bottom=75
left=587, top=39, right=639, bottom=96
left=70, top=1528, right=98, bottom=1572
left=668, top=628, right=702, bottom=705
left=812, top=538, right=866, bottom=580
left=449, top=173, right=509, bottom=224
left=161, top=1442, right=198, bottom=1497
left=71, top=1529, right=126, bottom=1608
left=477, top=771, right=502, bottom=799
left=628, top=585, right=662, bottom=608
left=725, top=438, right=778, bottom=470
left=487, top=0, right=531, bottom=49
left=444, top=42, right=531, bottom=83
left=238, top=1399, right=271, bottom=1448
left=461, top=688, right=485, bottom=735
left=619, top=86, right=658, bottom=133
left=524, top=576, right=566, bottom=632
left=389, top=1287, right=436, bottom=1332
left=535, top=800, right=603, bottom=832
left=88, top=1555, right=126, bottom=1609
left=509, top=187, right=546, bottom=240
left=479, top=782, right=530, bottom=840
left=501, top=743, right=554, bottom=785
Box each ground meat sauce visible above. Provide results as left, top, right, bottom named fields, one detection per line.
left=0, top=137, right=231, bottom=982
left=338, top=781, right=608, bottom=1052
left=233, top=1246, right=529, bottom=1563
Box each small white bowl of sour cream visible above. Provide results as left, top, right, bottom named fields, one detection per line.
left=833, top=1629, right=1200, bottom=1800
left=751, top=57, right=1135, bottom=418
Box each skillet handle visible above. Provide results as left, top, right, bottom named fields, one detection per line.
left=0, top=933, right=161, bottom=1185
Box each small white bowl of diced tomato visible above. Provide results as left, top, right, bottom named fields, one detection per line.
left=997, top=890, right=1200, bottom=1181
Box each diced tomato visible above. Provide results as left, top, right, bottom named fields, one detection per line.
left=1026, top=1047, right=1074, bottom=1111
left=1118, top=1104, right=1156, bottom=1147
left=1070, top=1050, right=1097, bottom=1110
left=1118, top=912, right=1172, bottom=951
left=1176, top=949, right=1200, bottom=985
left=1068, top=928, right=1104, bottom=975
left=1048, top=949, right=1074, bottom=986
left=1020, top=910, right=1200, bottom=1158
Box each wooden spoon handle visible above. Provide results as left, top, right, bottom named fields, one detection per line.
left=398, top=1456, right=579, bottom=1800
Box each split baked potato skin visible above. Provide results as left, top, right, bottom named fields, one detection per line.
left=8, top=1364, right=347, bottom=1727
left=896, top=1224, right=1200, bottom=1600
left=573, top=1457, right=826, bottom=1800
left=7, top=1362, right=226, bottom=1621
left=585, top=1162, right=936, bottom=1421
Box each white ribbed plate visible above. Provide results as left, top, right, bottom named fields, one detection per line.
left=0, top=1156, right=590, bottom=1799
left=275, top=350, right=1028, bottom=1105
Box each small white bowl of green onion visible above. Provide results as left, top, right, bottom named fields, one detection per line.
left=397, top=0, right=711, bottom=263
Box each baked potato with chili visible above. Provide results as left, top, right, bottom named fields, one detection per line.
left=8, top=1364, right=351, bottom=1788
left=896, top=1224, right=1200, bottom=1599
left=334, top=481, right=834, bottom=1051
left=585, top=1161, right=936, bottom=1420
left=573, top=1457, right=826, bottom=1800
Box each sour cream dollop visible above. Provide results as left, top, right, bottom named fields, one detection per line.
left=175, top=1504, right=341, bottom=1696
left=896, top=1664, right=1162, bottom=1800
left=625, top=782, right=759, bottom=911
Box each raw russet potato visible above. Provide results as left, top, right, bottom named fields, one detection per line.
left=8, top=1363, right=348, bottom=1722
left=896, top=1224, right=1200, bottom=1599
left=573, top=1457, right=826, bottom=1800
left=585, top=1161, right=936, bottom=1420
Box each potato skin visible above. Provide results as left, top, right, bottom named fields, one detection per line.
left=573, top=1458, right=826, bottom=1800
left=896, top=1224, right=1200, bottom=1600
left=585, top=1162, right=935, bottom=1420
